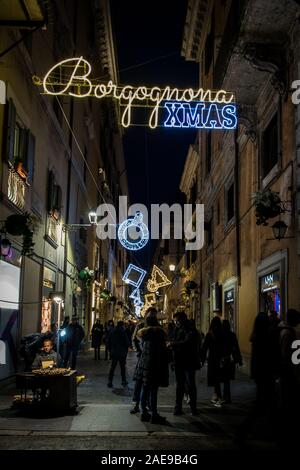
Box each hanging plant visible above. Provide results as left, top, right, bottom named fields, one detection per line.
left=78, top=267, right=94, bottom=288
left=253, top=190, right=283, bottom=226
left=100, top=289, right=110, bottom=300
left=5, top=212, right=36, bottom=256
left=179, top=267, right=188, bottom=278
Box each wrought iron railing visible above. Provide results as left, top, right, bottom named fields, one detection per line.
left=8, top=167, right=26, bottom=209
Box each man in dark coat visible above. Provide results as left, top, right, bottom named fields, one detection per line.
left=91, top=319, right=103, bottom=360
left=107, top=321, right=130, bottom=387
left=136, top=315, right=169, bottom=424
left=170, top=312, right=200, bottom=416
left=64, top=316, right=85, bottom=370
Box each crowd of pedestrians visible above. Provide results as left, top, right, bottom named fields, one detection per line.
left=24, top=302, right=300, bottom=446
left=93, top=305, right=300, bottom=441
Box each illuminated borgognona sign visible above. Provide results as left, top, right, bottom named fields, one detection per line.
left=36, top=57, right=237, bottom=129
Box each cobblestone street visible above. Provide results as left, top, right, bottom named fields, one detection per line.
left=0, top=350, right=277, bottom=450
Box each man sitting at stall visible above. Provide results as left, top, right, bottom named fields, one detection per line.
left=32, top=339, right=61, bottom=369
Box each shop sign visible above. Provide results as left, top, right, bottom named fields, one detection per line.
left=37, top=57, right=237, bottom=130
left=261, top=271, right=280, bottom=293
left=225, top=288, right=234, bottom=303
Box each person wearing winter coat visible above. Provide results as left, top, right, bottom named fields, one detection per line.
left=130, top=320, right=145, bottom=414
left=221, top=320, right=243, bottom=404
left=170, top=311, right=201, bottom=416
left=103, top=320, right=115, bottom=360
left=107, top=321, right=130, bottom=388
left=135, top=315, right=169, bottom=424
left=63, top=316, right=85, bottom=370
left=91, top=320, right=103, bottom=360
left=201, top=316, right=225, bottom=406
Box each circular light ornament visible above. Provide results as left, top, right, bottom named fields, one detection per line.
left=118, top=212, right=149, bottom=251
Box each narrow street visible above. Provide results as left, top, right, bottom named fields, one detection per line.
left=0, top=349, right=277, bottom=451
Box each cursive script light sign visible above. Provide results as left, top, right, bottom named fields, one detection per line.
left=39, top=57, right=237, bottom=129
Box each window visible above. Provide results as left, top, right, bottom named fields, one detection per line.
left=5, top=99, right=35, bottom=183
left=83, top=146, right=88, bottom=183
left=206, top=131, right=212, bottom=174
left=216, top=201, right=220, bottom=225
left=262, top=113, right=279, bottom=179
left=47, top=170, right=62, bottom=219
left=207, top=219, right=213, bottom=246
left=226, top=182, right=235, bottom=223
left=204, top=10, right=215, bottom=75
left=53, top=96, right=63, bottom=127
left=79, top=218, right=87, bottom=243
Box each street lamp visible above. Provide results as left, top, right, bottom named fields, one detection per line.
left=51, top=292, right=64, bottom=361
left=88, top=211, right=97, bottom=225
left=62, top=210, right=98, bottom=231
left=271, top=220, right=288, bottom=240
left=169, top=264, right=176, bottom=272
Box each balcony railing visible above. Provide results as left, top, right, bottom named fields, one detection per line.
left=8, top=167, right=26, bottom=209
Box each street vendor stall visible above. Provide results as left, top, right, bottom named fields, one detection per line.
left=15, top=368, right=77, bottom=412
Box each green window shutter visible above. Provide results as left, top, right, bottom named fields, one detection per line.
left=5, top=98, right=16, bottom=162
left=26, top=131, right=35, bottom=183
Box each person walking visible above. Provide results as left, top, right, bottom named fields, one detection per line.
left=91, top=319, right=103, bottom=360
left=130, top=320, right=145, bottom=414
left=234, top=312, right=273, bottom=445
left=170, top=311, right=201, bottom=416
left=221, top=319, right=243, bottom=404
left=104, top=320, right=114, bottom=360
left=64, top=316, right=85, bottom=370
left=201, top=316, right=225, bottom=407
left=135, top=314, right=169, bottom=424
left=107, top=321, right=130, bottom=388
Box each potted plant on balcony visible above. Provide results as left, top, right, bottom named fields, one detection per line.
left=5, top=212, right=35, bottom=255
left=253, top=190, right=283, bottom=226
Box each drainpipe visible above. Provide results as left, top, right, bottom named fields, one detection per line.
left=234, top=128, right=241, bottom=285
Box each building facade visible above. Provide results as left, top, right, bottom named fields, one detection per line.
left=0, top=0, right=128, bottom=380
left=175, top=0, right=300, bottom=372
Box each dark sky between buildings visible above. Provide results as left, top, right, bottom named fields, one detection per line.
left=111, top=0, right=199, bottom=269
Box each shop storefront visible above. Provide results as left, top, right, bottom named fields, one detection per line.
left=0, top=257, right=21, bottom=380
left=257, top=250, right=287, bottom=319
left=224, top=288, right=235, bottom=330
left=41, top=266, right=56, bottom=333
left=222, top=277, right=238, bottom=333
left=259, top=270, right=281, bottom=316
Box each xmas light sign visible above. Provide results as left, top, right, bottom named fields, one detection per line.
left=37, top=57, right=237, bottom=129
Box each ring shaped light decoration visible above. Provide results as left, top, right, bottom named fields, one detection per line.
left=117, top=211, right=149, bottom=251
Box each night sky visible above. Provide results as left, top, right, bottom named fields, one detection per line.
left=111, top=0, right=198, bottom=269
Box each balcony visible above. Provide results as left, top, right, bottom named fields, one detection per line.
left=8, top=166, right=26, bottom=210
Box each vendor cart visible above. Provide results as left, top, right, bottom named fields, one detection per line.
left=15, top=369, right=77, bottom=412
